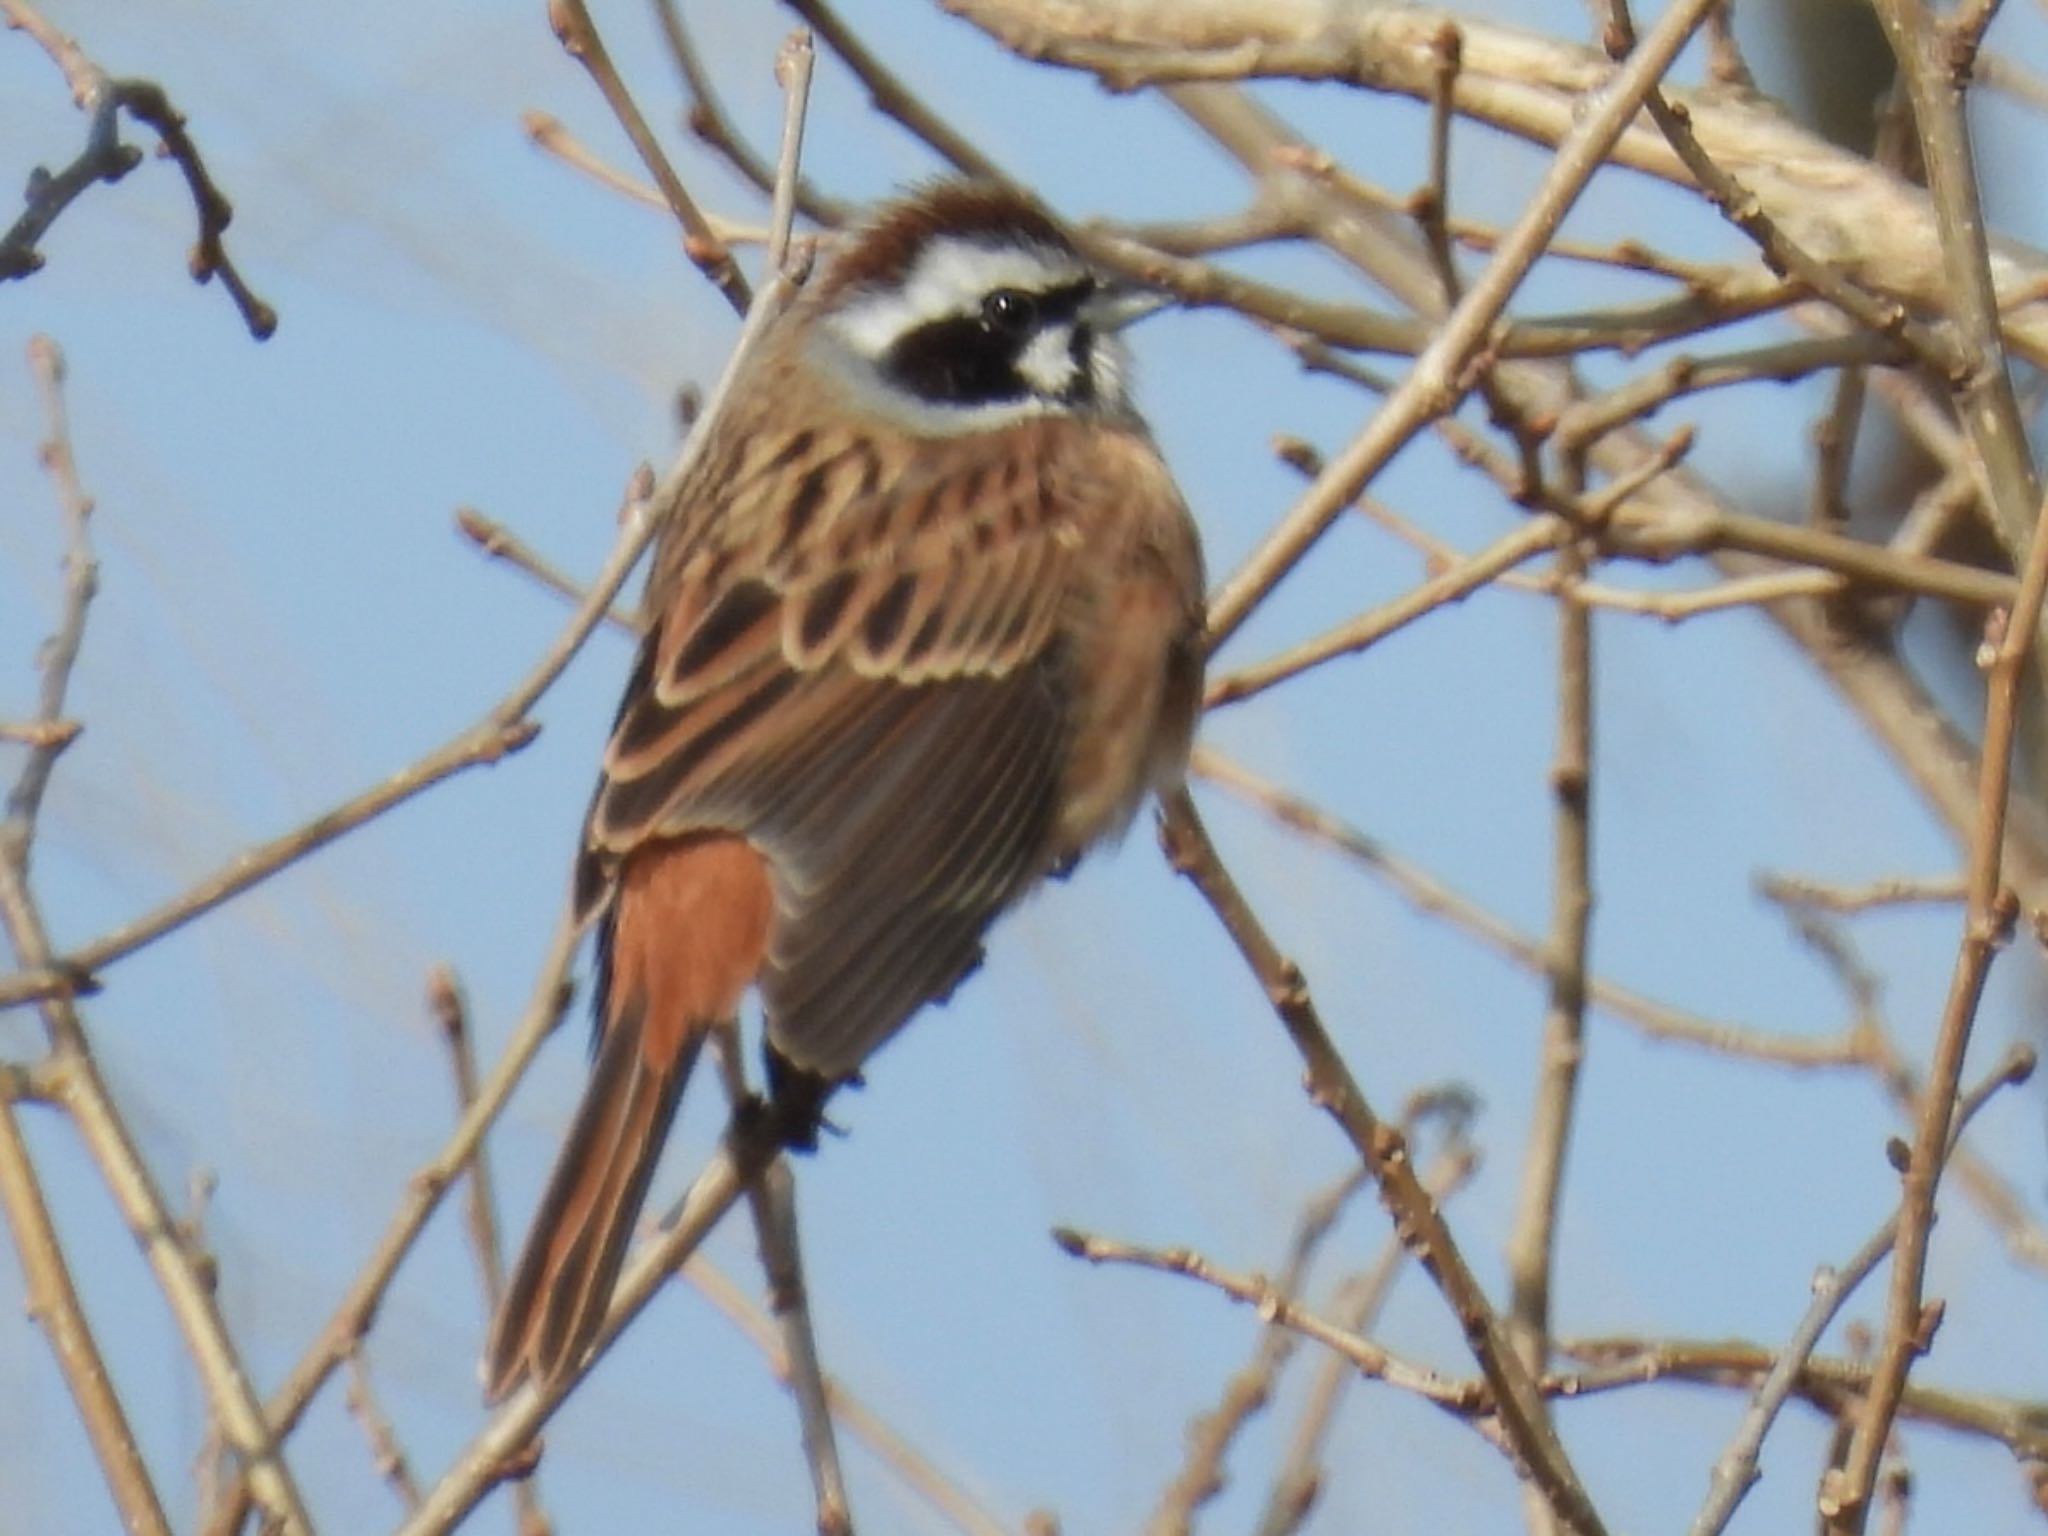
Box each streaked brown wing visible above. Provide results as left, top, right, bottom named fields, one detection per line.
left=578, top=418, right=1099, bottom=1079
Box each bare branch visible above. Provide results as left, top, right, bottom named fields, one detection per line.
left=0, top=4, right=275, bottom=336
left=1832, top=480, right=2048, bottom=1526
left=1157, top=789, right=1607, bottom=1536
left=0, top=1091, right=171, bottom=1536
left=547, top=0, right=750, bottom=313
left=1690, top=1044, right=2036, bottom=1536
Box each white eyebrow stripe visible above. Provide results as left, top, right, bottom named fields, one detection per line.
left=827, top=236, right=1087, bottom=358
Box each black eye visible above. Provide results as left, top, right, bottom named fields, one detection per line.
left=981, top=288, right=1037, bottom=334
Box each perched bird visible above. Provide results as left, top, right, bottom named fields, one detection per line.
left=485, top=180, right=1205, bottom=1399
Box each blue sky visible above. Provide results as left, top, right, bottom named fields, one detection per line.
left=3, top=3, right=2046, bottom=1532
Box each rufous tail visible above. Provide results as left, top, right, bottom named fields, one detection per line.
left=484, top=834, right=774, bottom=1400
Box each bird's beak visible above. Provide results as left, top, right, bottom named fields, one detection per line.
left=1084, top=281, right=1174, bottom=333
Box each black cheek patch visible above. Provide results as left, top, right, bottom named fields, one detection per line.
left=883, top=317, right=1026, bottom=406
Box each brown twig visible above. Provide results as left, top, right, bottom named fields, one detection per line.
left=7, top=336, right=94, bottom=847
left=1759, top=872, right=1968, bottom=914
left=1831, top=482, right=2048, bottom=1526
left=520, top=108, right=770, bottom=246
left=787, top=0, right=1005, bottom=181
left=646, top=0, right=849, bottom=226
left=454, top=505, right=642, bottom=634
left=768, top=29, right=816, bottom=280
left=1, top=336, right=310, bottom=1533
left=1144, top=1154, right=1372, bottom=1535
left=395, top=1116, right=782, bottom=1536
left=1689, top=1042, right=2034, bottom=1535
left=1194, top=0, right=1724, bottom=650
left=1551, top=335, right=1908, bottom=456
left=547, top=0, right=750, bottom=314
left=0, top=1091, right=172, bottom=1536
left=345, top=1345, right=422, bottom=1511
left=1192, top=750, right=1873, bottom=1069
left=1206, top=516, right=1564, bottom=707
left=429, top=967, right=509, bottom=1321
left=1774, top=906, right=2048, bottom=1278
left=1869, top=0, right=2039, bottom=566
left=703, top=1025, right=852, bottom=1536
left=1054, top=1226, right=1472, bottom=1408
left=1502, top=532, right=1595, bottom=1536
left=427, top=966, right=552, bottom=1536
left=1547, top=1338, right=2047, bottom=1459
left=1257, top=1116, right=1482, bottom=1536
left=0, top=3, right=275, bottom=336
left=683, top=1259, right=1012, bottom=1536
left=1157, top=788, right=1607, bottom=1535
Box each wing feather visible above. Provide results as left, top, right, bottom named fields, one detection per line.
left=577, top=413, right=1157, bottom=1076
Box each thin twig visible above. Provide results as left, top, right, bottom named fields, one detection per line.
left=1759, top=873, right=1967, bottom=914
left=1689, top=1043, right=2036, bottom=1536
left=430, top=967, right=509, bottom=1318
left=427, top=966, right=553, bottom=1536
left=0, top=336, right=310, bottom=1533
left=1157, top=788, right=1607, bottom=1536
left=1869, top=0, right=2039, bottom=565
left=768, top=28, right=815, bottom=279
left=454, top=505, right=642, bottom=634
left=1546, top=1338, right=2047, bottom=1458
left=395, top=1118, right=782, bottom=1536
left=787, top=0, right=1005, bottom=180
left=1832, top=479, right=2048, bottom=1528
left=1192, top=750, right=1873, bottom=1069
left=1201, top=0, right=1724, bottom=650
left=1257, top=1120, right=1482, bottom=1536
left=683, top=1260, right=1012, bottom=1536
left=0, top=3, right=275, bottom=336
left=344, top=1345, right=422, bottom=1511
left=645, top=0, right=849, bottom=226
left=704, top=1026, right=852, bottom=1536
left=547, top=0, right=750, bottom=314
left=1502, top=534, right=1595, bottom=1536
left=1144, top=1149, right=1377, bottom=1535
left=1206, top=517, right=1565, bottom=707
left=0, top=1091, right=172, bottom=1536
left=1054, top=1227, right=1473, bottom=1408
left=7, top=336, right=94, bottom=849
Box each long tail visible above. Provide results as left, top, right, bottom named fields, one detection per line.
left=484, top=834, right=774, bottom=1400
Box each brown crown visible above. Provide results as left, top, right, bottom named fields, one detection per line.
left=816, top=180, right=1076, bottom=301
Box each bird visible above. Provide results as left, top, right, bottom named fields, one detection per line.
left=484, top=179, right=1206, bottom=1400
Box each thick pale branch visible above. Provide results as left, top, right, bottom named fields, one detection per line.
left=944, top=0, right=2048, bottom=364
